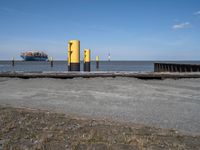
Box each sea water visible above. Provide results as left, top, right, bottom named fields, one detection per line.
left=0, top=61, right=200, bottom=72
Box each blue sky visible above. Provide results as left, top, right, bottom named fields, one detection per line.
left=0, top=0, right=200, bottom=60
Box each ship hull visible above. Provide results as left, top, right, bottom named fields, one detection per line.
left=21, top=56, right=48, bottom=61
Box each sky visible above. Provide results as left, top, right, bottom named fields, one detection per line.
left=0, top=0, right=200, bottom=60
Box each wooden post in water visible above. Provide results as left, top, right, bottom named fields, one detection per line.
left=96, top=56, right=99, bottom=70
left=50, top=57, right=53, bottom=67
left=154, top=63, right=157, bottom=72
left=171, top=65, right=173, bottom=72
left=12, top=57, right=15, bottom=67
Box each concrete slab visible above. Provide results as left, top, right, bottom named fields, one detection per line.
left=0, top=77, right=199, bottom=135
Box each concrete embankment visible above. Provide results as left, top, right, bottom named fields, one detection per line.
left=1, top=71, right=200, bottom=79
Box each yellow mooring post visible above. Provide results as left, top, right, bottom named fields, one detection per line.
left=68, top=40, right=80, bottom=71
left=96, top=56, right=99, bottom=70
left=84, top=49, right=91, bottom=72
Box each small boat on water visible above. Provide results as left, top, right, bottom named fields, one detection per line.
left=21, top=51, right=48, bottom=61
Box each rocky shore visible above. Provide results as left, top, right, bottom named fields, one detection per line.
left=0, top=106, right=200, bottom=150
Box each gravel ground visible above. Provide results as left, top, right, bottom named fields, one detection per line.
left=0, top=77, right=199, bottom=135
left=1, top=106, right=200, bottom=150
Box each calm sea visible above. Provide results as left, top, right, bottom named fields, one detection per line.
left=0, top=61, right=200, bottom=72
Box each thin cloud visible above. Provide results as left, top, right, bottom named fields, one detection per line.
left=194, top=10, right=200, bottom=15
left=0, top=6, right=47, bottom=18
left=0, top=7, right=16, bottom=13
left=172, top=22, right=191, bottom=30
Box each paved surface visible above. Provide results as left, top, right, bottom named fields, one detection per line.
left=0, top=77, right=199, bottom=135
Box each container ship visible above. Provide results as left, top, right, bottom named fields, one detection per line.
left=21, top=51, right=48, bottom=61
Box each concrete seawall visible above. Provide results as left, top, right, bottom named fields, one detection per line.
left=1, top=72, right=200, bottom=79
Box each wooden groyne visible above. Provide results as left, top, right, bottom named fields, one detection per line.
left=0, top=72, right=200, bottom=80
left=154, top=63, right=200, bottom=72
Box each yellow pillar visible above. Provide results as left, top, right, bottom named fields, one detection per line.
left=68, top=40, right=80, bottom=71
left=84, top=49, right=91, bottom=71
